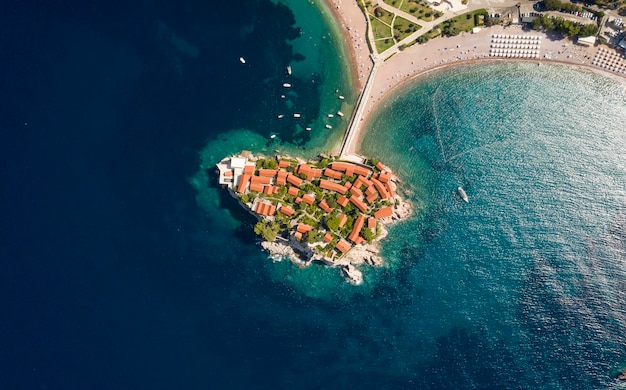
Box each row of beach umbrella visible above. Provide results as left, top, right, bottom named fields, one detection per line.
left=492, top=34, right=541, bottom=41
left=489, top=49, right=540, bottom=58
left=491, top=43, right=540, bottom=49
left=592, top=61, right=626, bottom=73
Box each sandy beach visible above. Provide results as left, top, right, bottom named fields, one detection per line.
left=320, top=0, right=626, bottom=155
left=321, top=0, right=374, bottom=89
left=364, top=25, right=625, bottom=114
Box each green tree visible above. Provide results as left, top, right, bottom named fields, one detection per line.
left=363, top=227, right=375, bottom=243
left=254, top=221, right=277, bottom=242
left=325, top=214, right=341, bottom=231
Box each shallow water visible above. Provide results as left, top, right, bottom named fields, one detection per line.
left=359, top=62, right=626, bottom=387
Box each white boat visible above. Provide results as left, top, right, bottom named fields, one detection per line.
left=287, top=65, right=292, bottom=75
left=293, top=113, right=301, bottom=118
left=277, top=114, right=284, bottom=119
left=239, top=57, right=246, bottom=64
left=327, top=114, right=334, bottom=118
left=270, top=134, right=277, bottom=139
left=458, top=187, right=469, bottom=203
left=305, top=127, right=312, bottom=131
left=338, top=95, right=345, bottom=100
left=283, top=83, right=291, bottom=88
left=280, top=94, right=285, bottom=99
left=337, top=111, right=344, bottom=117
left=325, top=124, right=332, bottom=129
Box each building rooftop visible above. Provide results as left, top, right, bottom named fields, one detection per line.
left=218, top=154, right=405, bottom=260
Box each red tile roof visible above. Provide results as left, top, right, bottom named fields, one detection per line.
left=286, top=174, right=303, bottom=187
left=295, top=231, right=303, bottom=239
left=278, top=160, right=291, bottom=168
left=376, top=162, right=386, bottom=171
left=288, top=187, right=299, bottom=196
left=385, top=182, right=395, bottom=198
left=237, top=174, right=251, bottom=193
left=243, top=165, right=255, bottom=175
left=335, top=239, right=351, bottom=253
left=354, top=176, right=372, bottom=189
left=368, top=217, right=376, bottom=229
left=366, top=192, right=378, bottom=204
left=251, top=176, right=272, bottom=185
left=302, top=194, right=315, bottom=205
left=255, top=202, right=275, bottom=216
left=264, top=186, right=273, bottom=195
left=349, top=195, right=368, bottom=213
left=279, top=206, right=294, bottom=216
left=319, top=199, right=332, bottom=213
left=295, top=197, right=302, bottom=204
left=378, top=171, right=392, bottom=183
left=371, top=178, right=390, bottom=199
left=323, top=168, right=343, bottom=180
left=337, top=196, right=349, bottom=207
left=297, top=223, right=312, bottom=233
left=296, top=164, right=321, bottom=180
left=249, top=183, right=263, bottom=193
left=276, top=171, right=288, bottom=186
left=338, top=214, right=348, bottom=228
left=311, top=168, right=322, bottom=179
left=374, top=206, right=393, bottom=219
left=224, top=170, right=233, bottom=177
left=323, top=233, right=333, bottom=243
left=319, top=179, right=347, bottom=195
left=331, top=162, right=371, bottom=177
left=365, top=185, right=377, bottom=197
left=296, top=163, right=310, bottom=173
left=259, top=169, right=278, bottom=177
left=350, top=187, right=363, bottom=198
left=349, top=215, right=365, bottom=244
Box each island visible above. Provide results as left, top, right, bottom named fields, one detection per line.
left=216, top=151, right=412, bottom=285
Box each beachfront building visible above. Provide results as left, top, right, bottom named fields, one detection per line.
left=216, top=153, right=401, bottom=262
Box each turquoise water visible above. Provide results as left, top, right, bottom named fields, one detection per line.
left=359, top=62, right=626, bottom=386
left=192, top=51, right=626, bottom=385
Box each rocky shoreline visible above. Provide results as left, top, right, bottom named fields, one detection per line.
left=261, top=183, right=411, bottom=285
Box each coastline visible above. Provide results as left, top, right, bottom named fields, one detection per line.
left=318, top=0, right=373, bottom=90
left=317, top=2, right=626, bottom=154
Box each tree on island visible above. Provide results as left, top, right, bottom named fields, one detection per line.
left=254, top=221, right=278, bottom=242
left=325, top=214, right=342, bottom=231
left=363, top=227, right=375, bottom=244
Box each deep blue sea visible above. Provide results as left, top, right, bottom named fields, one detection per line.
left=1, top=0, right=626, bottom=388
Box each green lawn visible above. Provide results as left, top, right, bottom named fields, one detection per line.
left=438, top=9, right=487, bottom=36
left=371, top=17, right=393, bottom=41
left=393, top=15, right=421, bottom=41
left=399, top=0, right=441, bottom=22
left=366, top=2, right=395, bottom=25
left=375, top=37, right=396, bottom=53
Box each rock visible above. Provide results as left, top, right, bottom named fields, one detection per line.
left=617, top=371, right=626, bottom=381
left=261, top=241, right=300, bottom=264
left=341, top=264, right=363, bottom=285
